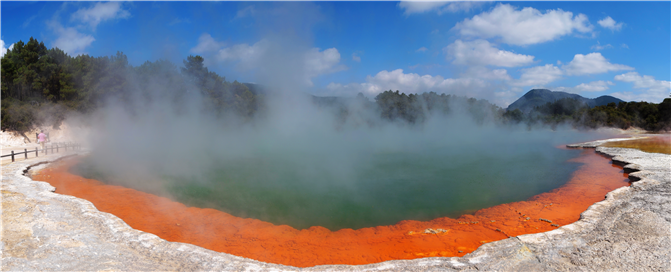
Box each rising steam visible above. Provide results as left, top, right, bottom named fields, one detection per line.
left=63, top=28, right=616, bottom=230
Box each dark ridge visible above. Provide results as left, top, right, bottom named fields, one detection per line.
left=593, top=95, right=625, bottom=107
left=507, top=89, right=624, bottom=113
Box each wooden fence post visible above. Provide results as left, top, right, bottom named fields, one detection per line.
left=56, top=143, right=59, bottom=153
left=24, top=148, right=27, bottom=159
left=35, top=148, right=38, bottom=157
left=11, top=151, right=14, bottom=162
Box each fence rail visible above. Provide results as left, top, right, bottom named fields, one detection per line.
left=1, top=142, right=82, bottom=162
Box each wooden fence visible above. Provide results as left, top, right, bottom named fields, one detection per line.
left=1, top=142, right=82, bottom=162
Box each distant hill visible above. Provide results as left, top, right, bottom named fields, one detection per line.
left=507, top=89, right=624, bottom=113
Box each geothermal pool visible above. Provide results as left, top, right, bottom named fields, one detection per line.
left=33, top=131, right=648, bottom=267
left=72, top=141, right=583, bottom=230
left=36, top=149, right=630, bottom=267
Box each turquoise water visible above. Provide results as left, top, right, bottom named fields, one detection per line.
left=72, top=134, right=586, bottom=231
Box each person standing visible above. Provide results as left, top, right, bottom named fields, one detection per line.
left=38, top=130, right=47, bottom=151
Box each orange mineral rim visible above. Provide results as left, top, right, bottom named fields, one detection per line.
left=34, top=148, right=629, bottom=267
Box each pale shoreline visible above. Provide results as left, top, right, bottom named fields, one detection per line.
left=1, top=136, right=669, bottom=271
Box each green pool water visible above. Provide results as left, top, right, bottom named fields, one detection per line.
left=71, top=133, right=588, bottom=231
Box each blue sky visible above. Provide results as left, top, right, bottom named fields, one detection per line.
left=1, top=1, right=670, bottom=106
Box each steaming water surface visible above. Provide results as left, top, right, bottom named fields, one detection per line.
left=72, top=123, right=606, bottom=231
left=167, top=146, right=580, bottom=230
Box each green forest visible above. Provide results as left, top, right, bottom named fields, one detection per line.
left=2, top=37, right=670, bottom=142
left=503, top=97, right=671, bottom=131
left=373, top=90, right=503, bottom=124
left=364, top=90, right=669, bottom=132
left=1, top=38, right=259, bottom=141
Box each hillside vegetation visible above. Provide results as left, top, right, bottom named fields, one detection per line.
left=1, top=38, right=259, bottom=141
left=504, top=97, right=670, bottom=131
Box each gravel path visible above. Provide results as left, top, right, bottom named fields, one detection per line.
left=1, top=139, right=670, bottom=271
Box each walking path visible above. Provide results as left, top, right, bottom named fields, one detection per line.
left=1, top=144, right=40, bottom=165
left=1, top=143, right=79, bottom=166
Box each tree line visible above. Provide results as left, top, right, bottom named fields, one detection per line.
left=373, top=90, right=504, bottom=124
left=1, top=37, right=260, bottom=141
left=502, top=97, right=670, bottom=131
left=366, top=90, right=669, bottom=131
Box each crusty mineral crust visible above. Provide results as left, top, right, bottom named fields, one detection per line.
left=2, top=139, right=670, bottom=271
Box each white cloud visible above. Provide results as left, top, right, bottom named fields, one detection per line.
left=235, top=6, right=256, bottom=19
left=453, top=4, right=592, bottom=46
left=615, top=72, right=671, bottom=91
left=444, top=39, right=535, bottom=67
left=416, top=47, right=428, bottom=52
left=612, top=72, right=670, bottom=103
left=510, top=53, right=634, bottom=86
left=438, top=1, right=484, bottom=14
left=48, top=21, right=95, bottom=56
left=597, top=16, right=624, bottom=31
left=562, top=52, right=633, bottom=76
left=461, top=66, right=512, bottom=81
left=71, top=2, right=130, bottom=30
left=398, top=1, right=484, bottom=16
left=352, top=53, right=361, bottom=62
left=1, top=40, right=14, bottom=58
left=324, top=67, right=546, bottom=106
left=398, top=1, right=454, bottom=15
left=332, top=69, right=488, bottom=95
left=621, top=44, right=629, bottom=49
left=512, top=64, right=563, bottom=87
left=213, top=40, right=269, bottom=70
left=325, top=69, right=500, bottom=102
left=559, top=80, right=614, bottom=93
left=608, top=91, right=668, bottom=103
left=189, top=35, right=268, bottom=69
left=574, top=80, right=614, bottom=92
left=590, top=41, right=613, bottom=51
left=304, top=47, right=348, bottom=79
left=190, top=33, right=226, bottom=55
left=190, top=34, right=346, bottom=86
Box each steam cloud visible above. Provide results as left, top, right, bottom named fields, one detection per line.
left=64, top=23, right=616, bottom=229
left=73, top=76, right=613, bottom=229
